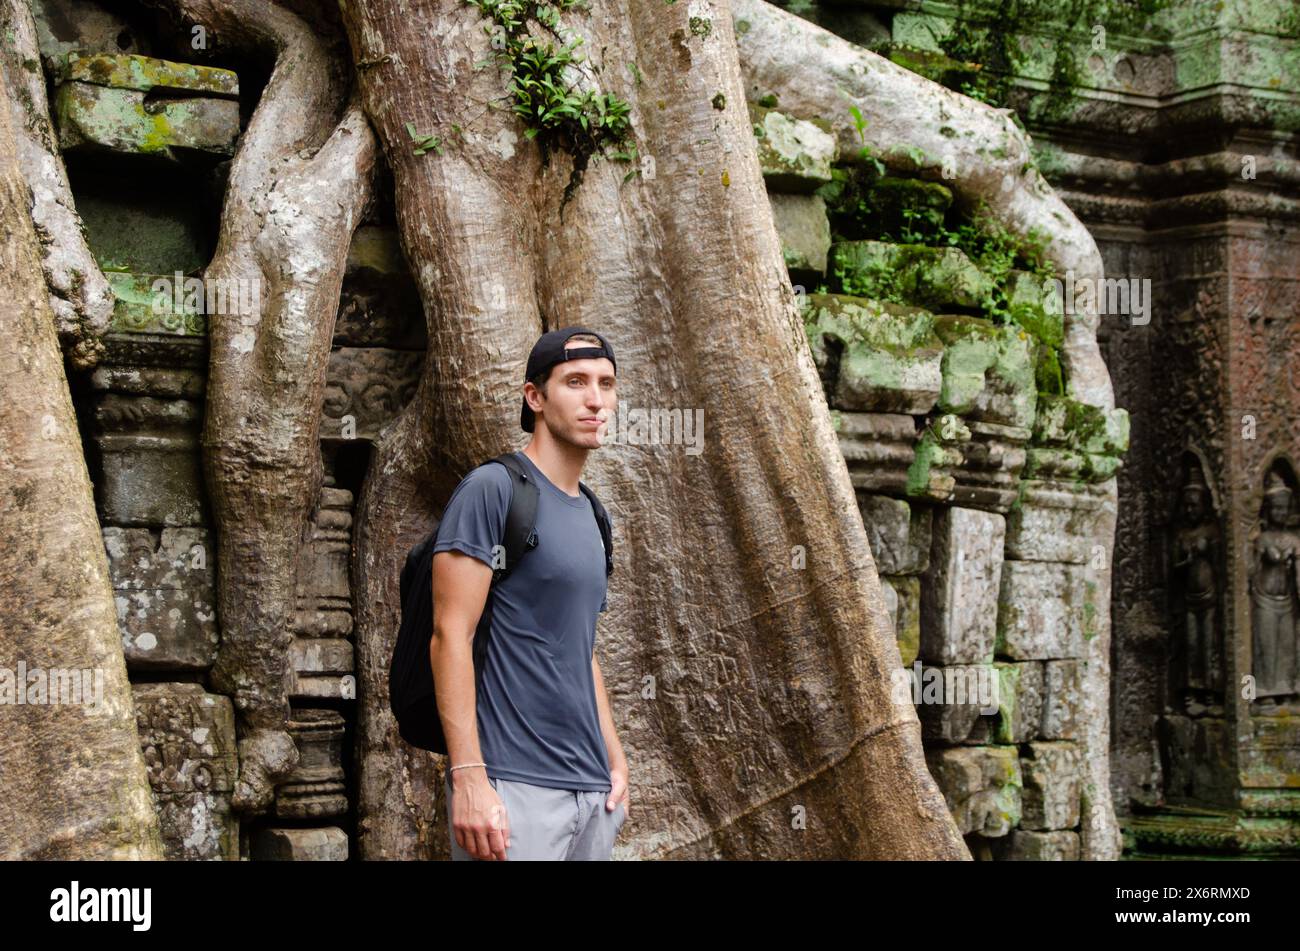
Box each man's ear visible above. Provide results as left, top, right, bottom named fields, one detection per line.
left=523, top=381, right=545, bottom=413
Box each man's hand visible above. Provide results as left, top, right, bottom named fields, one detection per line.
left=606, top=761, right=631, bottom=819
left=450, top=771, right=511, bottom=860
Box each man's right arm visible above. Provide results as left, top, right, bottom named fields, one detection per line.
left=432, top=548, right=510, bottom=860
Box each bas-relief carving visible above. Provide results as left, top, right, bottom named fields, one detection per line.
left=1250, top=468, right=1300, bottom=701
left=1170, top=460, right=1222, bottom=698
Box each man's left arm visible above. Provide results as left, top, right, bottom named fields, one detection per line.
left=592, top=652, right=629, bottom=814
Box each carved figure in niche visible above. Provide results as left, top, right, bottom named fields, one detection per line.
left=1172, top=463, right=1221, bottom=695
left=1250, top=470, right=1300, bottom=700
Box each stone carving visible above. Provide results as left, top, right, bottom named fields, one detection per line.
left=133, top=683, right=237, bottom=860
left=89, top=374, right=209, bottom=527
left=274, top=709, right=347, bottom=820
left=1170, top=461, right=1222, bottom=696
left=321, top=347, right=422, bottom=442
left=1249, top=469, right=1300, bottom=700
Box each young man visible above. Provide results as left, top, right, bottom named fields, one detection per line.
left=431, top=327, right=629, bottom=861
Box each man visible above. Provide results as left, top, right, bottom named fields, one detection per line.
left=432, top=327, right=629, bottom=860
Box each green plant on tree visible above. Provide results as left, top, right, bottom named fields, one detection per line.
left=462, top=0, right=637, bottom=201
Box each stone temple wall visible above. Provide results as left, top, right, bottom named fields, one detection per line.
left=754, top=93, right=1124, bottom=858
left=39, top=0, right=1297, bottom=859
left=771, top=0, right=1300, bottom=856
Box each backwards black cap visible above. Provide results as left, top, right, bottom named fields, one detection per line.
left=520, top=326, right=617, bottom=433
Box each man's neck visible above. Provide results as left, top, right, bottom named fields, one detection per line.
left=521, top=433, right=588, bottom=497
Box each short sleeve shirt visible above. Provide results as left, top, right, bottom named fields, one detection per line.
left=432, top=451, right=611, bottom=791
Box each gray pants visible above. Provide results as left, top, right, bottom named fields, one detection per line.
left=445, top=774, right=626, bottom=861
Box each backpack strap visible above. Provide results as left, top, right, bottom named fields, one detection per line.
left=464, top=453, right=540, bottom=685
left=485, top=452, right=540, bottom=585
left=579, top=481, right=614, bottom=577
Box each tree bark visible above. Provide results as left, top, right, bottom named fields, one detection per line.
left=341, top=0, right=969, bottom=860
left=0, top=56, right=162, bottom=860
left=147, top=0, right=377, bottom=813
left=0, top=0, right=115, bottom=370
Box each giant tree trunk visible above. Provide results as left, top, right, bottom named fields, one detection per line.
left=340, top=0, right=969, bottom=859
left=0, top=59, right=162, bottom=859
left=147, top=0, right=377, bottom=813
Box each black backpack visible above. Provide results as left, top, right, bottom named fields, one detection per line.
left=388, top=452, right=614, bottom=754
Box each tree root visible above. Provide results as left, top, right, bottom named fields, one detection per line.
left=0, top=0, right=114, bottom=370
left=148, top=0, right=377, bottom=815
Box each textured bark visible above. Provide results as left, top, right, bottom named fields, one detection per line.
left=735, top=1, right=1120, bottom=858
left=147, top=0, right=377, bottom=813
left=0, top=0, right=115, bottom=370
left=733, top=0, right=1113, bottom=412
left=341, top=0, right=968, bottom=860
left=0, top=59, right=162, bottom=859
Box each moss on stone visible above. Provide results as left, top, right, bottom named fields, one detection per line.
left=830, top=240, right=993, bottom=311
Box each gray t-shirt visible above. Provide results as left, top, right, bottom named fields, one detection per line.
left=433, top=451, right=611, bottom=791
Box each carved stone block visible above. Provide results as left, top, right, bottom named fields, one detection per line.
left=1005, top=479, right=1106, bottom=564
left=770, top=193, right=831, bottom=277
left=321, top=347, right=422, bottom=442
left=751, top=103, right=836, bottom=192
left=858, top=494, right=931, bottom=575
left=251, top=827, right=348, bottom=861
left=1241, top=712, right=1300, bottom=791
left=293, top=485, right=354, bottom=639
left=275, top=709, right=348, bottom=820
left=948, top=419, right=1030, bottom=513
left=53, top=53, right=239, bottom=159
left=915, top=663, right=998, bottom=743
left=805, top=294, right=944, bottom=414
left=334, top=226, right=426, bottom=349
left=1041, top=659, right=1082, bottom=740
left=838, top=412, right=923, bottom=497
left=997, top=561, right=1088, bottom=660
left=103, top=527, right=217, bottom=670
left=289, top=638, right=355, bottom=700
left=925, top=746, right=1022, bottom=837
left=90, top=388, right=208, bottom=527
left=933, top=314, right=1038, bottom=430
left=132, top=682, right=237, bottom=860
left=920, top=507, right=1005, bottom=664
left=1020, top=741, right=1081, bottom=831
left=992, top=660, right=1044, bottom=744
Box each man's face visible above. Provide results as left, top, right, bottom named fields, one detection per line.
left=529, top=353, right=617, bottom=449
